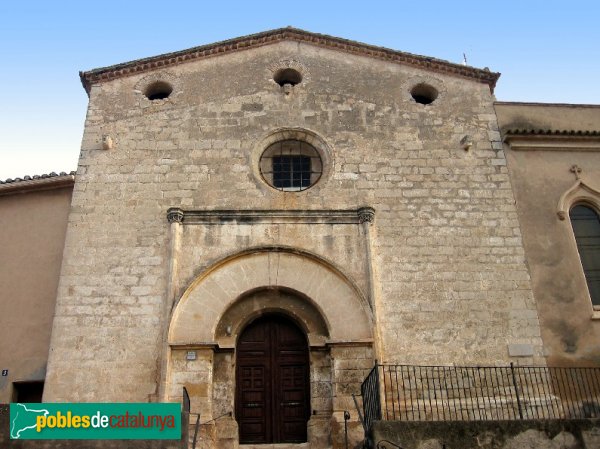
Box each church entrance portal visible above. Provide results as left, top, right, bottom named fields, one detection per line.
left=235, top=315, right=310, bottom=444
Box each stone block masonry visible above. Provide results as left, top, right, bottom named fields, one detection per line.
left=44, top=34, right=543, bottom=448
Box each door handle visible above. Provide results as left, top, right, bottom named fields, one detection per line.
left=282, top=402, right=302, bottom=406
left=245, top=403, right=261, bottom=408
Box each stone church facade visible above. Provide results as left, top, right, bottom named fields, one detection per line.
left=1, top=28, right=600, bottom=448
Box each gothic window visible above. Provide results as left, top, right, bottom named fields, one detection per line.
left=570, top=204, right=600, bottom=307
left=259, top=140, right=322, bottom=191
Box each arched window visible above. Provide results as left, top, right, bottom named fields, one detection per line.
left=570, top=204, right=600, bottom=307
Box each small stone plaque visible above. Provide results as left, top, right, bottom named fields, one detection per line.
left=508, top=344, right=534, bottom=357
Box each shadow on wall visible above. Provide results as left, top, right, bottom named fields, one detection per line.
left=372, top=419, right=600, bottom=449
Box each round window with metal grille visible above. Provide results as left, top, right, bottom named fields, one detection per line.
left=259, top=140, right=323, bottom=191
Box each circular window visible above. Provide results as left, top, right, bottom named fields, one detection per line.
left=273, top=68, right=302, bottom=87
left=144, top=81, right=173, bottom=100
left=410, top=83, right=438, bottom=105
left=259, top=140, right=322, bottom=191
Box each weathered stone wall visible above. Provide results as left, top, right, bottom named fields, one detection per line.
left=176, top=222, right=370, bottom=306
left=330, top=345, right=374, bottom=449
left=372, top=419, right=600, bottom=449
left=45, top=37, right=543, bottom=447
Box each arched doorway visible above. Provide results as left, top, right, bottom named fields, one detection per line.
left=235, top=314, right=310, bottom=444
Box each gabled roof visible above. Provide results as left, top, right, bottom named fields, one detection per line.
left=79, top=27, right=500, bottom=95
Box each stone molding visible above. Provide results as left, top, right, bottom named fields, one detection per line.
left=325, top=340, right=374, bottom=347
left=557, top=179, right=600, bottom=220
left=165, top=207, right=374, bottom=225
left=169, top=343, right=219, bottom=350
left=251, top=127, right=334, bottom=193
left=166, top=207, right=185, bottom=224
left=358, top=206, right=376, bottom=224
left=168, top=249, right=373, bottom=345
left=213, top=287, right=330, bottom=348
left=503, top=133, right=600, bottom=152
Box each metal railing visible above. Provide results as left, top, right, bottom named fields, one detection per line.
left=183, top=387, right=201, bottom=449
left=361, top=364, right=382, bottom=431
left=362, top=363, right=600, bottom=424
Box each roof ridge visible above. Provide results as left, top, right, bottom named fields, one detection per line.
left=79, top=27, right=500, bottom=94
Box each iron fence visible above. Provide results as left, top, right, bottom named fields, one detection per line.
left=361, top=365, right=382, bottom=431
left=362, top=363, right=600, bottom=424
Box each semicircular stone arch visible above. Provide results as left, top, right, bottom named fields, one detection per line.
left=169, top=249, right=373, bottom=345
left=215, top=286, right=330, bottom=347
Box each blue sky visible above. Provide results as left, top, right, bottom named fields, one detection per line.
left=1, top=0, right=599, bottom=179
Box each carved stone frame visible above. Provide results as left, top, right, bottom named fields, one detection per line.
left=557, top=175, right=600, bottom=316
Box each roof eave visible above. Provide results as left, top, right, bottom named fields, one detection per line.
left=502, top=130, right=600, bottom=152
left=0, top=173, right=76, bottom=196
left=79, top=27, right=500, bottom=95
left=503, top=129, right=600, bottom=137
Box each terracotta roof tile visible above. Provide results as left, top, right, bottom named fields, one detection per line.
left=0, top=171, right=76, bottom=185
left=0, top=171, right=76, bottom=195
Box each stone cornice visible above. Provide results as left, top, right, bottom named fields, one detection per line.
left=503, top=132, right=600, bottom=152
left=166, top=207, right=374, bottom=225
left=495, top=101, right=600, bottom=109
left=170, top=340, right=374, bottom=350
left=80, top=27, right=500, bottom=95
left=325, top=339, right=374, bottom=347
left=0, top=173, right=75, bottom=196
left=169, top=343, right=219, bottom=351
left=504, top=129, right=600, bottom=137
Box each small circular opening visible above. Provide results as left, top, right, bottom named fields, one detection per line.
left=145, top=81, right=173, bottom=100
left=410, top=83, right=438, bottom=105
left=273, top=68, right=302, bottom=87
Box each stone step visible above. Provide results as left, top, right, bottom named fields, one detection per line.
left=239, top=443, right=313, bottom=449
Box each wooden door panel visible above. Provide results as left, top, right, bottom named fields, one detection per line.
left=236, top=315, right=309, bottom=444
left=237, top=362, right=269, bottom=443
left=274, top=319, right=309, bottom=443
left=283, top=422, right=305, bottom=438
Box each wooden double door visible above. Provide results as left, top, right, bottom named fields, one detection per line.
left=236, top=315, right=310, bottom=444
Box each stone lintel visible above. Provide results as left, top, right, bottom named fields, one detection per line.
left=326, top=339, right=374, bottom=348
left=215, top=343, right=331, bottom=351
left=170, top=343, right=218, bottom=350
left=171, top=340, right=373, bottom=351
left=166, top=208, right=374, bottom=225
